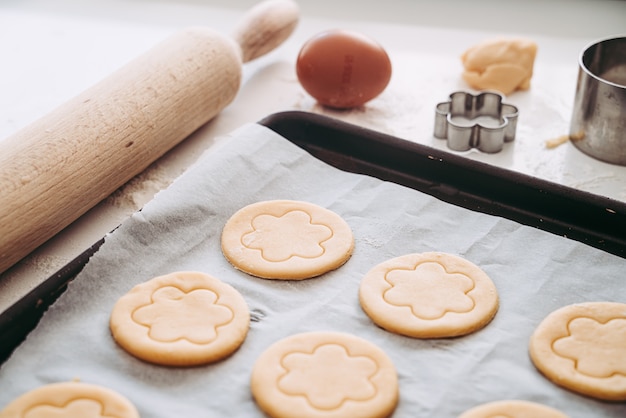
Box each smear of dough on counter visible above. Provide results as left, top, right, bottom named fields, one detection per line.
left=545, top=134, right=570, bottom=149
left=545, top=131, right=586, bottom=149
left=461, top=38, right=538, bottom=95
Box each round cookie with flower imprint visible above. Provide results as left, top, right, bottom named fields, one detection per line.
left=0, top=381, right=139, bottom=418
left=529, top=301, right=626, bottom=401
left=109, top=271, right=249, bottom=366
left=458, top=400, right=568, bottom=418
left=359, top=252, right=498, bottom=338
left=251, top=331, right=398, bottom=418
left=221, top=200, right=354, bottom=280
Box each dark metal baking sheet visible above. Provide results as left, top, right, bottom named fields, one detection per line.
left=1, top=110, right=625, bottom=365
left=259, top=111, right=626, bottom=259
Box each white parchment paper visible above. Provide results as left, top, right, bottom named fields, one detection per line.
left=1, top=123, right=625, bottom=417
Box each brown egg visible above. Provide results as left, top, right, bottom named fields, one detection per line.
left=296, top=29, right=392, bottom=109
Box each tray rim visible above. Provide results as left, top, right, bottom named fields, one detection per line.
left=259, top=111, right=626, bottom=258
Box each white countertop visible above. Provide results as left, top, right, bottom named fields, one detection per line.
left=1, top=0, right=625, bottom=313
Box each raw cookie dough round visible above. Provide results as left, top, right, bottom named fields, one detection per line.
left=110, top=271, right=250, bottom=366
left=221, top=200, right=354, bottom=280
left=359, top=252, right=499, bottom=338
left=251, top=331, right=398, bottom=418
left=459, top=400, right=568, bottom=418
left=0, top=381, right=139, bottom=418
left=529, top=301, right=626, bottom=401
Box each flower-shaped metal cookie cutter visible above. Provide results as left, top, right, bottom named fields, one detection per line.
left=434, top=91, right=519, bottom=153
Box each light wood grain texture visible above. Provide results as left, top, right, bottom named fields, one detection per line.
left=0, top=0, right=299, bottom=274
left=233, top=0, right=300, bottom=63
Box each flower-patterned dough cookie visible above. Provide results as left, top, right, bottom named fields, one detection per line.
left=459, top=400, right=568, bottom=418
left=221, top=200, right=354, bottom=280
left=110, top=271, right=249, bottom=366
left=529, top=301, right=626, bottom=401
left=359, top=252, right=499, bottom=338
left=251, top=331, right=398, bottom=418
left=0, top=381, right=139, bottom=418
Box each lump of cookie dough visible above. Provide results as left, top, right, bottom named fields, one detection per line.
left=461, top=38, right=538, bottom=95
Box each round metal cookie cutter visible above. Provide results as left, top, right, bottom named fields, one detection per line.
left=434, top=91, right=519, bottom=153
left=569, top=35, right=626, bottom=166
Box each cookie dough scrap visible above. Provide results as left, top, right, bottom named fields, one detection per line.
left=458, top=400, right=569, bottom=418
left=251, top=331, right=399, bottom=418
left=359, top=252, right=499, bottom=338
left=221, top=200, right=354, bottom=280
left=461, top=38, right=538, bottom=95
left=0, top=381, right=139, bottom=418
left=110, top=271, right=250, bottom=366
left=529, top=301, right=626, bottom=401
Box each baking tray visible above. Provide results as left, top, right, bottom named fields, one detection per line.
left=1, top=110, right=625, bottom=365
left=260, top=111, right=626, bottom=257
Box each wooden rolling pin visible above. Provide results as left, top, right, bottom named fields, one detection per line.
left=0, top=0, right=299, bottom=274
